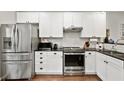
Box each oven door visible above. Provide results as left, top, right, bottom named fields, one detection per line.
left=64, top=53, right=85, bottom=75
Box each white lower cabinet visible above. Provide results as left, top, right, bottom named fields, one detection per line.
left=107, top=56, right=123, bottom=81
left=96, top=52, right=107, bottom=80
left=35, top=51, right=63, bottom=75
left=85, top=51, right=96, bottom=74
left=96, top=52, right=124, bottom=81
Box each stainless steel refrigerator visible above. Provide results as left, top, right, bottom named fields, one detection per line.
left=0, top=23, right=39, bottom=80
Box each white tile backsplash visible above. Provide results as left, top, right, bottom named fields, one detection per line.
left=49, top=32, right=88, bottom=48
left=104, top=43, right=124, bottom=53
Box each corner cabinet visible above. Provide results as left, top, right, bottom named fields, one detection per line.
left=96, top=52, right=124, bottom=81
left=80, top=12, right=106, bottom=38
left=39, top=12, right=64, bottom=38
left=35, top=51, right=63, bottom=75
left=16, top=12, right=39, bottom=23
left=107, top=56, right=123, bottom=81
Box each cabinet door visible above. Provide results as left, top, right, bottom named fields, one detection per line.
left=16, top=12, right=39, bottom=23
left=85, top=51, right=96, bottom=74
left=107, top=62, right=123, bottom=81
left=72, top=12, right=84, bottom=27
left=39, top=12, right=51, bottom=37
left=45, top=52, right=63, bottom=74
left=64, top=12, right=73, bottom=28
left=94, top=12, right=106, bottom=37
left=80, top=12, right=106, bottom=37
left=80, top=12, right=95, bottom=37
left=39, top=12, right=63, bottom=37
left=96, top=52, right=107, bottom=80
left=107, top=56, right=123, bottom=81
left=51, top=13, right=64, bottom=37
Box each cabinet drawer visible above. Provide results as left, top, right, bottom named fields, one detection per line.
left=35, top=51, right=63, bottom=54
left=35, top=60, right=45, bottom=64
left=35, top=52, right=47, bottom=57
left=85, top=51, right=95, bottom=56
left=35, top=64, right=46, bottom=72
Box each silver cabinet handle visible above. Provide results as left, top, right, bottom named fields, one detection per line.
left=88, top=53, right=91, bottom=55
left=54, top=53, right=57, bottom=55
left=104, top=61, right=108, bottom=64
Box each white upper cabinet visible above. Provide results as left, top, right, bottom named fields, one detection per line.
left=73, top=12, right=84, bottom=27
left=39, top=12, right=64, bottom=38
left=64, top=12, right=106, bottom=37
left=94, top=12, right=106, bottom=37
left=16, top=12, right=39, bottom=23
left=64, top=12, right=73, bottom=28
left=81, top=12, right=95, bottom=37
left=81, top=12, right=106, bottom=37
left=64, top=12, right=84, bottom=28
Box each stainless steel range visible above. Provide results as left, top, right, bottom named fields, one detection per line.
left=64, top=47, right=85, bottom=75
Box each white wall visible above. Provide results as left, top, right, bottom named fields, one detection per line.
left=0, top=11, right=16, bottom=24
left=104, top=43, right=124, bottom=53
left=106, top=12, right=124, bottom=42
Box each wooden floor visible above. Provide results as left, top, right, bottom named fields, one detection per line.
left=32, top=75, right=101, bottom=81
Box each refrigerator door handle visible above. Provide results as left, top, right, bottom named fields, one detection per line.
left=11, top=25, right=15, bottom=50
left=15, top=26, right=19, bottom=51
left=14, top=26, right=17, bottom=51
left=14, top=25, right=17, bottom=51
left=17, top=28, right=19, bottom=50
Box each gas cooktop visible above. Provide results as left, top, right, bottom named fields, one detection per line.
left=63, top=47, right=85, bottom=53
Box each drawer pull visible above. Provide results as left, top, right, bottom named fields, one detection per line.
left=40, top=62, right=43, bottom=64
left=40, top=57, right=43, bottom=59
left=89, top=53, right=91, bottom=54
left=40, top=68, right=43, bottom=70
left=54, top=53, right=57, bottom=55
left=40, top=53, right=42, bottom=54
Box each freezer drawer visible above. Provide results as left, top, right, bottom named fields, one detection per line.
left=2, top=53, right=32, bottom=61
left=2, top=61, right=32, bottom=79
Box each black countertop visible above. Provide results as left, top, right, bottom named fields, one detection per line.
left=86, top=48, right=124, bottom=61
left=98, top=50, right=124, bottom=61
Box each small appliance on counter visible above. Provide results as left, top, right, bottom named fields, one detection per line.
left=53, top=44, right=58, bottom=50
left=38, top=42, right=52, bottom=51
left=96, top=42, right=103, bottom=51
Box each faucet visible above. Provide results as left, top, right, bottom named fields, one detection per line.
left=115, top=38, right=124, bottom=45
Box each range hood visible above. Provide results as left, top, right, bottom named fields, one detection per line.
left=63, top=25, right=83, bottom=32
